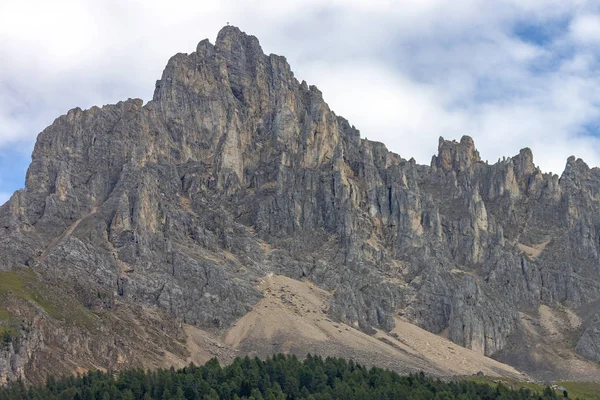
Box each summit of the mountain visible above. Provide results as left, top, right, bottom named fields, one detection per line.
left=2, top=26, right=600, bottom=384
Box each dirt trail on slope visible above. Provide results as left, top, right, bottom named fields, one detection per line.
left=38, top=207, right=98, bottom=263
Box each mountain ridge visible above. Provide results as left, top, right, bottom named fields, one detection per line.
left=2, top=25, right=600, bottom=384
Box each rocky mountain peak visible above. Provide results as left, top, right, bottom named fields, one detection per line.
left=215, top=25, right=263, bottom=54
left=563, top=155, right=590, bottom=176
left=512, top=147, right=535, bottom=177
left=434, top=135, right=481, bottom=172
left=3, top=25, right=600, bottom=384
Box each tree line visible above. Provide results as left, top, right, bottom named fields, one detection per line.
left=0, top=354, right=561, bottom=399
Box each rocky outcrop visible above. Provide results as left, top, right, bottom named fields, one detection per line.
left=2, top=25, right=600, bottom=379
left=0, top=323, right=41, bottom=385
left=576, top=312, right=600, bottom=362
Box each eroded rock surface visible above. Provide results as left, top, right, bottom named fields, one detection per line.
left=2, top=26, right=600, bottom=382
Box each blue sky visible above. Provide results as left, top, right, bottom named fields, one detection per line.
left=2, top=0, right=600, bottom=204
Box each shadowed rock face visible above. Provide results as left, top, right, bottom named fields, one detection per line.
left=2, top=26, right=600, bottom=379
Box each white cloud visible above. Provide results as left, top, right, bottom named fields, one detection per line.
left=570, top=14, right=600, bottom=44
left=2, top=0, right=600, bottom=192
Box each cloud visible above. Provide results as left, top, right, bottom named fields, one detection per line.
left=570, top=14, right=600, bottom=44
left=2, top=0, right=600, bottom=199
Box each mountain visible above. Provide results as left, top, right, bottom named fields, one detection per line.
left=1, top=25, right=600, bottom=385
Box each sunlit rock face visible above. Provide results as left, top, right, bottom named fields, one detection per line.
left=3, top=25, right=600, bottom=366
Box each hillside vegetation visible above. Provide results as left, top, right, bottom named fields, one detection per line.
left=0, top=355, right=562, bottom=400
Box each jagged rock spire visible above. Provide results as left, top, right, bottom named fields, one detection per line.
left=434, top=135, right=481, bottom=172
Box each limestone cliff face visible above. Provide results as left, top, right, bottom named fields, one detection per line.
left=0, top=322, right=41, bottom=385
left=2, top=25, right=600, bottom=375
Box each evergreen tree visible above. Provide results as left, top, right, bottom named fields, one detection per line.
left=0, top=354, right=564, bottom=400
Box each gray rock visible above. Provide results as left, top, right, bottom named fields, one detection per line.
left=576, top=313, right=600, bottom=362
left=2, top=25, right=600, bottom=372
